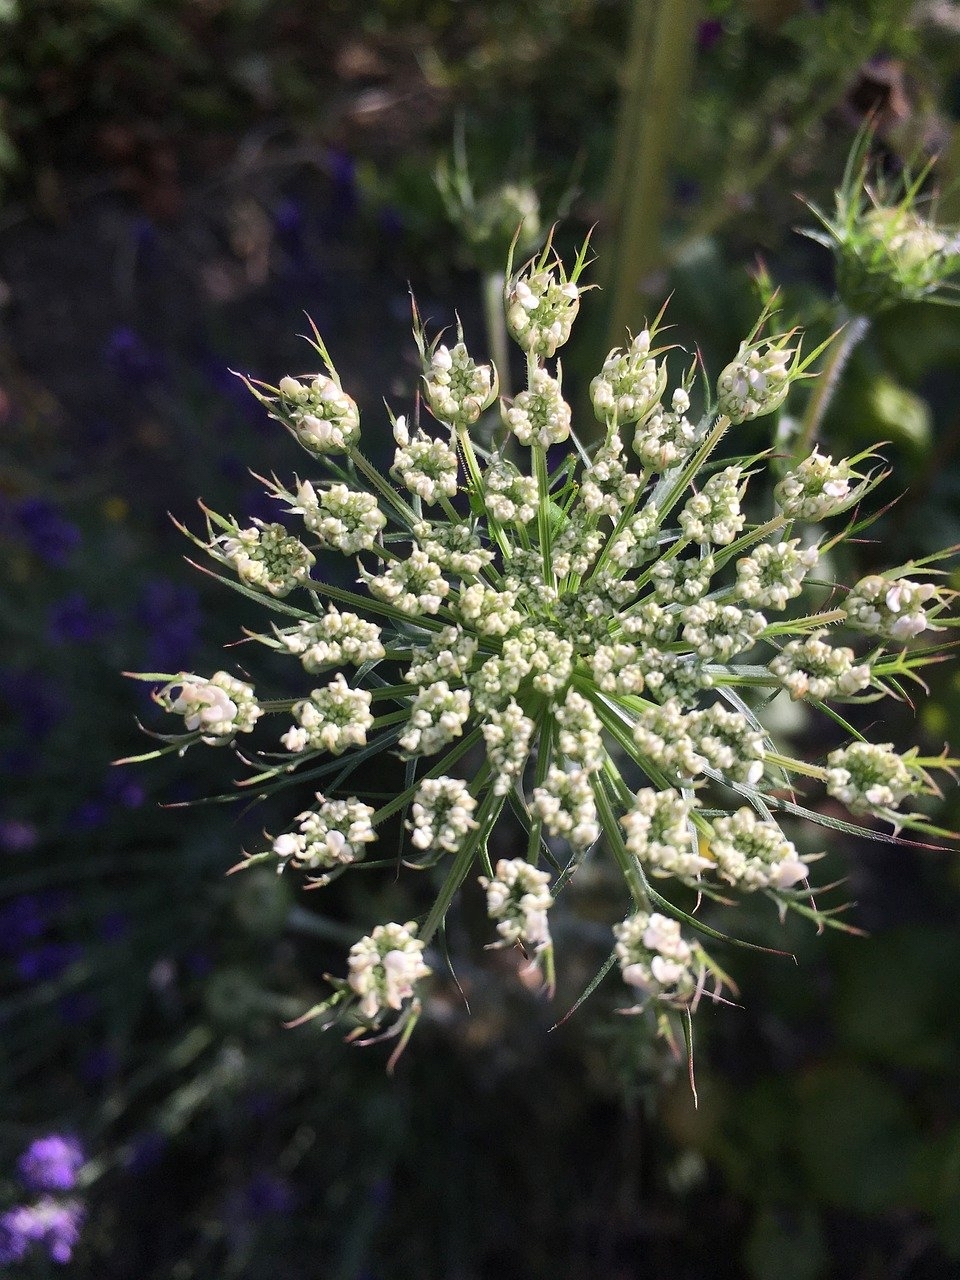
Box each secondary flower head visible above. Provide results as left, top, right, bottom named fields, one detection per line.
left=347, top=922, right=431, bottom=1021
left=804, top=130, right=960, bottom=315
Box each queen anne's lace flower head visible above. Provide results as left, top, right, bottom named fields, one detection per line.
left=131, top=233, right=959, bottom=1056
left=347, top=922, right=431, bottom=1021
left=159, top=672, right=262, bottom=744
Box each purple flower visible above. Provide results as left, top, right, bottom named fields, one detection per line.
left=0, top=894, right=50, bottom=954
left=17, top=1136, right=85, bottom=1193
left=48, top=592, right=114, bottom=645
left=696, top=18, right=724, bottom=51
left=102, top=326, right=167, bottom=385
left=0, top=1198, right=85, bottom=1264
left=135, top=572, right=202, bottom=679
left=13, top=499, right=81, bottom=567
left=0, top=819, right=39, bottom=854
left=16, top=942, right=83, bottom=982
left=245, top=1171, right=296, bottom=1216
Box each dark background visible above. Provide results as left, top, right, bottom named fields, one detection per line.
left=3, top=1, right=960, bottom=1276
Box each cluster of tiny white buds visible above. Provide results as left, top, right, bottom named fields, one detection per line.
left=590, top=642, right=644, bottom=695
left=162, top=672, right=262, bottom=744
left=769, top=633, right=872, bottom=701
left=272, top=795, right=377, bottom=874
left=481, top=701, right=536, bottom=796
left=621, top=789, right=709, bottom=882
left=578, top=434, right=642, bottom=517
left=391, top=425, right=460, bottom=505
left=422, top=342, right=497, bottom=428
left=457, top=583, right=523, bottom=637
left=736, top=540, right=819, bottom=610
left=690, top=703, right=766, bottom=786
left=292, top=481, right=386, bottom=554
left=360, top=547, right=449, bottom=616
left=484, top=456, right=539, bottom=525
left=774, top=449, right=854, bottom=521
left=708, top=808, right=809, bottom=891
left=479, top=857, right=554, bottom=953
left=614, top=911, right=699, bottom=1006
left=278, top=608, right=385, bottom=674
left=650, top=553, right=714, bottom=607
left=531, top=765, right=600, bottom=852
left=632, top=698, right=705, bottom=778
left=412, top=520, right=493, bottom=577
left=680, top=601, right=767, bottom=663
left=404, top=626, right=478, bottom=687
left=347, top=921, right=431, bottom=1021
left=555, top=689, right=605, bottom=771
left=632, top=388, right=698, bottom=473
left=717, top=339, right=795, bottom=423
left=408, top=777, right=478, bottom=854
left=679, top=466, right=746, bottom=546
left=845, top=574, right=939, bottom=641
left=399, top=681, right=471, bottom=757
left=504, top=367, right=572, bottom=448
left=607, top=506, right=660, bottom=571
left=281, top=674, right=374, bottom=755
left=217, top=521, right=315, bottom=597
left=505, top=263, right=580, bottom=358
left=277, top=372, right=360, bottom=454
left=825, top=741, right=924, bottom=817
left=590, top=330, right=667, bottom=426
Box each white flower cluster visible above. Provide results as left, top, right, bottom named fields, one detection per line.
left=590, top=329, right=667, bottom=427
left=736, top=540, right=819, bottom=610
left=825, top=741, right=923, bottom=817
left=161, top=672, right=262, bottom=744
left=409, top=777, right=477, bottom=854
left=503, top=367, right=572, bottom=447
left=614, top=912, right=699, bottom=1006
left=422, top=343, right=497, bottom=428
left=505, top=261, right=581, bottom=357
left=273, top=795, right=377, bottom=874
left=137, top=237, right=957, bottom=1046
left=774, top=449, right=856, bottom=520
left=218, top=520, right=315, bottom=596
left=292, top=481, right=386, bottom=554
left=708, top=808, right=809, bottom=891
left=621, top=789, right=708, bottom=882
left=399, top=681, right=471, bottom=757
left=479, top=857, right=554, bottom=953
left=347, top=922, right=431, bottom=1021
left=845, top=574, right=938, bottom=642
left=769, top=633, right=872, bottom=701
left=392, top=417, right=460, bottom=505
left=632, top=387, right=698, bottom=472
left=717, top=339, right=794, bottom=423
left=278, top=608, right=385, bottom=673
left=679, top=466, right=745, bottom=545
left=532, top=766, right=600, bottom=853
left=281, top=674, right=373, bottom=755
left=481, top=701, right=535, bottom=795
left=277, top=372, right=360, bottom=454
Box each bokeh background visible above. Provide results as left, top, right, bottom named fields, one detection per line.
left=3, top=1, right=960, bottom=1276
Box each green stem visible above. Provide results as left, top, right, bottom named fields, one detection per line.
left=793, top=314, right=870, bottom=462
left=483, top=270, right=511, bottom=400
left=419, top=787, right=504, bottom=947
left=601, top=0, right=698, bottom=355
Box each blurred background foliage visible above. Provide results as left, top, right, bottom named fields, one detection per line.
left=2, top=0, right=960, bottom=1276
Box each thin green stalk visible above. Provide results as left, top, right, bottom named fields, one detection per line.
left=601, top=0, right=698, bottom=354
left=483, top=269, right=511, bottom=399
left=793, top=314, right=869, bottom=462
